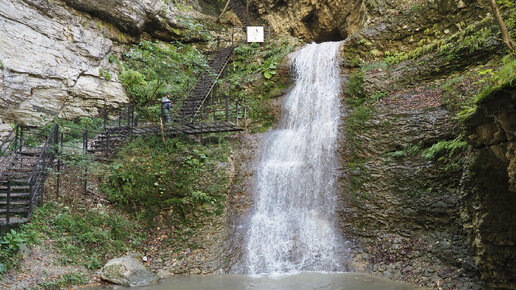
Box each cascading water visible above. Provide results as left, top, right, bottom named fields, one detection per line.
left=245, top=42, right=349, bottom=274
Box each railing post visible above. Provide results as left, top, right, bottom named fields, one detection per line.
left=211, top=90, right=216, bottom=121
left=13, top=125, right=19, bottom=153
left=54, top=125, right=59, bottom=198
left=83, top=129, right=88, bottom=194
left=105, top=130, right=110, bottom=158
left=19, top=126, right=23, bottom=153
left=56, top=132, right=63, bottom=198
left=244, top=106, right=247, bottom=129
left=6, top=180, right=10, bottom=225
left=225, top=95, right=229, bottom=122
left=103, top=107, right=107, bottom=131
left=236, top=101, right=239, bottom=125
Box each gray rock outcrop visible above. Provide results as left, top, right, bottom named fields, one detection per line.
left=0, top=0, right=127, bottom=125
left=100, top=255, right=158, bottom=286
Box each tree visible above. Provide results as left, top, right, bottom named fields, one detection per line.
left=488, top=0, right=516, bottom=53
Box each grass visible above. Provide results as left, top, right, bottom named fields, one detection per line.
left=37, top=272, right=88, bottom=289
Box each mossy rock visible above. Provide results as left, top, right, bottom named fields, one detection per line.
left=100, top=255, right=158, bottom=286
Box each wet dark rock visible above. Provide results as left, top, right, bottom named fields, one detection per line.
left=339, top=97, right=485, bottom=288
left=460, top=83, right=516, bottom=289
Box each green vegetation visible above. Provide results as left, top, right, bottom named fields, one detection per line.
left=102, top=136, right=230, bottom=224
left=498, top=0, right=516, bottom=38
left=474, top=54, right=516, bottom=102
left=98, top=68, right=112, bottom=81
left=384, top=17, right=498, bottom=66
left=387, top=137, right=468, bottom=162
left=0, top=229, right=37, bottom=274
left=37, top=272, right=88, bottom=289
left=118, top=40, right=208, bottom=121
left=347, top=160, right=370, bottom=200
left=439, top=54, right=516, bottom=121
left=30, top=202, right=140, bottom=268
left=420, top=137, right=468, bottom=161
left=222, top=39, right=296, bottom=132
left=343, top=72, right=366, bottom=107
left=0, top=200, right=140, bottom=285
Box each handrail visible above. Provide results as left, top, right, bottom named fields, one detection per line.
left=27, top=124, right=57, bottom=185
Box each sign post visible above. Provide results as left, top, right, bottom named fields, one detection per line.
left=247, top=26, right=264, bottom=43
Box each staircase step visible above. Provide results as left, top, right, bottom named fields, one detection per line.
left=0, top=192, right=31, bottom=198
left=0, top=200, right=31, bottom=206
left=0, top=185, right=31, bottom=191
left=19, top=150, right=41, bottom=156
left=0, top=207, right=30, bottom=214
left=0, top=217, right=29, bottom=225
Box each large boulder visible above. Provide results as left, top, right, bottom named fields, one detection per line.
left=100, top=255, right=158, bottom=286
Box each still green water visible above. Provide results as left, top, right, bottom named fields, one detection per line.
left=91, top=272, right=422, bottom=289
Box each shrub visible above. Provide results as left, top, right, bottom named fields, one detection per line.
left=102, top=136, right=230, bottom=224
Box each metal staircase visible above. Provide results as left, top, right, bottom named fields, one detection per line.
left=229, top=0, right=252, bottom=27
left=176, top=46, right=235, bottom=124
left=0, top=125, right=58, bottom=227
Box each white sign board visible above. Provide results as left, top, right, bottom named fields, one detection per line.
left=247, top=26, right=264, bottom=43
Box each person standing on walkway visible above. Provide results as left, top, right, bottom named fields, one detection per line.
left=161, top=92, right=172, bottom=124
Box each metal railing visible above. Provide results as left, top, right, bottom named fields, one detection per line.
left=26, top=124, right=58, bottom=218
left=192, top=94, right=249, bottom=128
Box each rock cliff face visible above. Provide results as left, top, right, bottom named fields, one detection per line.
left=0, top=0, right=216, bottom=126
left=249, top=0, right=367, bottom=41
left=338, top=91, right=485, bottom=288
left=248, top=0, right=484, bottom=43
left=461, top=85, right=516, bottom=289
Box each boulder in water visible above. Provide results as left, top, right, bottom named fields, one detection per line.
left=100, top=255, right=158, bottom=286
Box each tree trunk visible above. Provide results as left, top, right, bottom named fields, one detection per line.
left=218, top=0, right=231, bottom=21
left=488, top=0, right=516, bottom=53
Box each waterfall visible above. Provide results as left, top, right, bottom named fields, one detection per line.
left=245, top=42, right=348, bottom=274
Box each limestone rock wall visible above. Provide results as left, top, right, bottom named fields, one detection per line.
left=0, top=0, right=217, bottom=127
left=333, top=0, right=510, bottom=288
left=249, top=0, right=367, bottom=41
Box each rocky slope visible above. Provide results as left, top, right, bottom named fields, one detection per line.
left=0, top=0, right=218, bottom=127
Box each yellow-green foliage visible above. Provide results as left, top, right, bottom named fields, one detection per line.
left=384, top=16, right=496, bottom=65
left=421, top=137, right=469, bottom=160
left=475, top=54, right=516, bottom=102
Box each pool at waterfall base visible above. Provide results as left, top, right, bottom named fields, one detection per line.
left=91, top=272, right=423, bottom=289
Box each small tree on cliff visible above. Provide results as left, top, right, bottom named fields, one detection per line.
left=487, top=0, right=516, bottom=53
